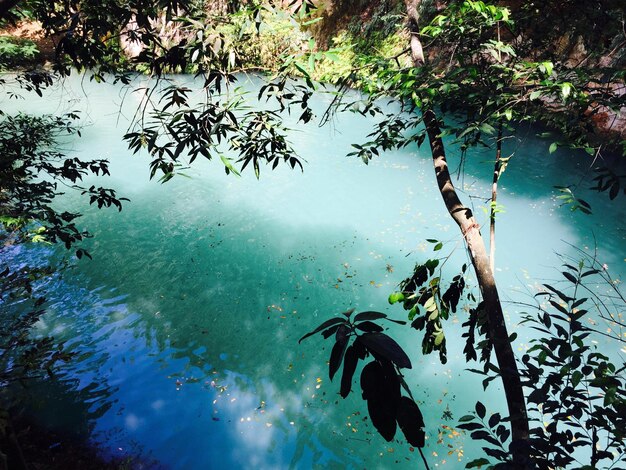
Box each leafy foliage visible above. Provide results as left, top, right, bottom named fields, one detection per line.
left=299, top=309, right=427, bottom=447
left=591, top=166, right=626, bottom=201
left=0, top=35, right=38, bottom=68
left=0, top=112, right=127, bottom=252
left=389, top=253, right=470, bottom=365
left=458, top=257, right=626, bottom=467
left=318, top=0, right=625, bottom=207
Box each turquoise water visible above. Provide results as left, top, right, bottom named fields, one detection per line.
left=3, top=74, right=625, bottom=469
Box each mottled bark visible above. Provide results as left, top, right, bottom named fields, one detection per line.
left=404, top=3, right=530, bottom=465
left=404, top=0, right=425, bottom=65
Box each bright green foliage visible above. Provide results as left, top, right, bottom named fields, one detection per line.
left=216, top=7, right=308, bottom=73
left=317, top=0, right=624, bottom=203
left=0, top=35, right=38, bottom=68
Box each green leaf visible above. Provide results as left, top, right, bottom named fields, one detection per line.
left=561, top=82, right=572, bottom=98
left=549, top=142, right=558, bottom=154
left=541, top=61, right=553, bottom=76
left=388, top=292, right=405, bottom=304
left=424, top=296, right=437, bottom=313
left=434, top=331, right=445, bottom=346
left=220, top=155, right=241, bottom=176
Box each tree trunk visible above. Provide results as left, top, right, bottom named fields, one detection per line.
left=404, top=3, right=530, bottom=465
left=490, top=123, right=503, bottom=273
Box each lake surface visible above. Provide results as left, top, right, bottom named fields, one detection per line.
left=3, top=73, right=625, bottom=469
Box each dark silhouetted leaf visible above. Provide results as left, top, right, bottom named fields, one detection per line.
left=322, top=324, right=342, bottom=339
left=360, top=361, right=400, bottom=441
left=299, top=317, right=346, bottom=343
left=340, top=345, right=359, bottom=398
left=543, top=284, right=573, bottom=303
left=483, top=445, right=508, bottom=458
left=360, top=361, right=383, bottom=400
left=367, top=399, right=396, bottom=441
left=353, top=311, right=387, bottom=322
left=549, top=300, right=569, bottom=315
left=329, top=334, right=349, bottom=381
left=488, top=413, right=501, bottom=428
left=458, top=422, right=483, bottom=431
left=396, top=396, right=425, bottom=447
left=358, top=333, right=412, bottom=369
left=353, top=339, right=368, bottom=359
left=442, top=282, right=462, bottom=313
left=562, top=271, right=578, bottom=284
left=356, top=321, right=384, bottom=333
left=336, top=324, right=349, bottom=342
left=476, top=401, right=487, bottom=419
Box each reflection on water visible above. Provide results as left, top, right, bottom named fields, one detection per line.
left=2, top=74, right=625, bottom=469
